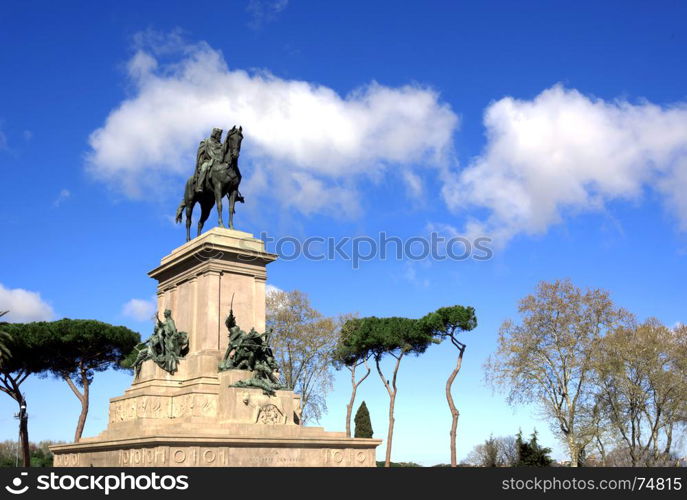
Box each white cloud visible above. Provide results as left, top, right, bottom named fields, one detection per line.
left=402, top=170, right=424, bottom=199
left=53, top=188, right=71, bottom=207
left=265, top=284, right=283, bottom=296
left=0, top=284, right=55, bottom=322
left=442, top=85, right=687, bottom=244
left=122, top=298, right=156, bottom=321
left=86, top=33, right=458, bottom=216
left=246, top=0, right=288, bottom=29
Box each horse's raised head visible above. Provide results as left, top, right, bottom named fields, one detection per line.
left=226, top=125, right=244, bottom=158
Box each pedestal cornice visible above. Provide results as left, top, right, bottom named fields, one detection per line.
left=150, top=228, right=277, bottom=276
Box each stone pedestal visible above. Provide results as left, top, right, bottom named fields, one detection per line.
left=150, top=227, right=275, bottom=356
left=51, top=228, right=381, bottom=467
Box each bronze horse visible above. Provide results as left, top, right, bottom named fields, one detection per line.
left=175, top=126, right=244, bottom=241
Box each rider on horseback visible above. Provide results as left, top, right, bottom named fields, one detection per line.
left=177, top=125, right=245, bottom=241
left=195, top=128, right=225, bottom=193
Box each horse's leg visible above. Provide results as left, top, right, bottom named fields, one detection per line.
left=214, top=179, right=225, bottom=228
left=198, top=198, right=212, bottom=237
left=228, top=189, right=237, bottom=230
left=185, top=199, right=194, bottom=242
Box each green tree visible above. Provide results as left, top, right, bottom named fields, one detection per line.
left=420, top=306, right=477, bottom=467
left=333, top=314, right=371, bottom=438
left=0, top=440, right=62, bottom=468
left=335, top=315, right=438, bottom=467
left=29, top=441, right=55, bottom=468
left=354, top=401, right=373, bottom=438
left=0, top=322, right=54, bottom=466
left=486, top=279, right=628, bottom=467
left=343, top=358, right=370, bottom=438
left=516, top=430, right=553, bottom=467
left=44, top=319, right=140, bottom=442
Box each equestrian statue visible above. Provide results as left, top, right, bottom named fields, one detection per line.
left=175, top=125, right=245, bottom=241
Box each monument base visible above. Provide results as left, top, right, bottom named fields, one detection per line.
left=51, top=228, right=381, bottom=466
left=51, top=359, right=380, bottom=467
left=52, top=435, right=377, bottom=468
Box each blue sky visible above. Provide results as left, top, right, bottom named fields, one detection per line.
left=1, top=1, right=687, bottom=465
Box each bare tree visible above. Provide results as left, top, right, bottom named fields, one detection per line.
left=467, top=435, right=518, bottom=467
left=594, top=318, right=687, bottom=466
left=486, top=279, right=628, bottom=467
left=266, top=289, right=338, bottom=424
left=603, top=446, right=679, bottom=467
left=499, top=435, right=519, bottom=466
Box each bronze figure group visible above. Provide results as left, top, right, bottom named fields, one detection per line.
left=132, top=309, right=189, bottom=377
left=219, top=309, right=283, bottom=395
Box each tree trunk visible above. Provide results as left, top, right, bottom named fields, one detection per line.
left=345, top=360, right=370, bottom=438
left=596, top=435, right=606, bottom=466
left=63, top=370, right=89, bottom=442
left=74, top=376, right=90, bottom=442
left=15, top=394, right=30, bottom=467
left=446, top=345, right=465, bottom=467
left=385, top=392, right=396, bottom=467
left=1, top=373, right=31, bottom=466
left=376, top=353, right=403, bottom=467
left=567, top=439, right=579, bottom=467
left=663, top=424, right=673, bottom=457
left=345, top=366, right=356, bottom=438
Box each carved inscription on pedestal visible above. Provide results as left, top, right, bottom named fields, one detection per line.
left=245, top=449, right=299, bottom=465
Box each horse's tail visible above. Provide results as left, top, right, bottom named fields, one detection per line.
left=175, top=200, right=185, bottom=224
left=176, top=176, right=196, bottom=223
